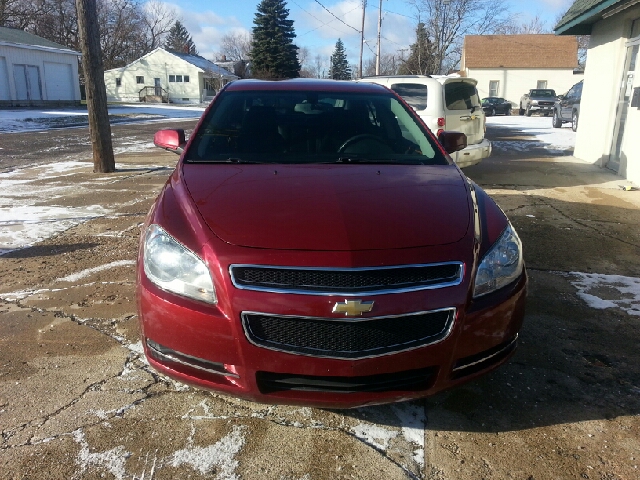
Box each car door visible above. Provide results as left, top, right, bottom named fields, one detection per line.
left=561, top=85, right=576, bottom=120
left=442, top=79, right=484, bottom=145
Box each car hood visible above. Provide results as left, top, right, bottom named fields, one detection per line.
left=182, top=163, right=471, bottom=251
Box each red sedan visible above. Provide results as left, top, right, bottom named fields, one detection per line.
left=137, top=79, right=526, bottom=408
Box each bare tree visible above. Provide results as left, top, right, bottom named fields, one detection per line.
left=363, top=53, right=399, bottom=76
left=407, top=0, right=515, bottom=74
left=140, top=0, right=175, bottom=51
left=497, top=15, right=550, bottom=35
left=218, top=31, right=252, bottom=61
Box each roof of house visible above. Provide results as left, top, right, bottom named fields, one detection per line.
left=555, top=0, right=632, bottom=35
left=463, top=34, right=579, bottom=69
left=105, top=48, right=238, bottom=79
left=0, top=26, right=78, bottom=53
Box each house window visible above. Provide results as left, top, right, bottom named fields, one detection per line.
left=489, top=80, right=499, bottom=97
left=136, top=76, right=144, bottom=84
left=537, top=80, right=548, bottom=89
left=184, top=75, right=189, bottom=83
left=169, top=75, right=175, bottom=82
left=115, top=78, right=121, bottom=87
left=176, top=75, right=183, bottom=82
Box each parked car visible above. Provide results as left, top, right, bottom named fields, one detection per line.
left=357, top=75, right=491, bottom=168
left=138, top=79, right=527, bottom=408
left=553, top=80, right=583, bottom=132
left=519, top=89, right=557, bottom=116
left=481, top=97, right=512, bottom=116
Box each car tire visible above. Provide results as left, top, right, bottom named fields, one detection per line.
left=552, top=110, right=562, bottom=128
left=572, top=111, right=578, bottom=132
left=506, top=107, right=511, bottom=116
left=489, top=107, right=495, bottom=116
left=526, top=106, right=532, bottom=117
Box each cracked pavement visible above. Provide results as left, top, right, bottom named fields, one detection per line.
left=1, top=121, right=640, bottom=479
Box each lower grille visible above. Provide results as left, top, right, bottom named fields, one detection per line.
left=256, top=367, right=437, bottom=394
left=451, top=334, right=518, bottom=379
left=242, top=308, right=455, bottom=359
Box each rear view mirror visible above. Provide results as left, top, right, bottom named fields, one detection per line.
left=438, top=131, right=467, bottom=154
left=154, top=129, right=186, bottom=154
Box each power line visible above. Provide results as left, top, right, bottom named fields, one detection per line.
left=312, top=0, right=361, bottom=34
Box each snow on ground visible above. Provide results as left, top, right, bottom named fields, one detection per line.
left=487, top=114, right=576, bottom=155
left=0, top=103, right=204, bottom=133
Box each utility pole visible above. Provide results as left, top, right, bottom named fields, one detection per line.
left=359, top=0, right=366, bottom=78
left=375, top=0, right=382, bottom=75
left=76, top=0, right=115, bottom=173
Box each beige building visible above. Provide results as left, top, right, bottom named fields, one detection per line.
left=104, top=48, right=238, bottom=104
left=0, top=27, right=81, bottom=106
left=460, top=34, right=582, bottom=106
left=556, top=0, right=640, bottom=185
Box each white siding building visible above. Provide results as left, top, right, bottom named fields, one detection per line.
left=556, top=0, right=640, bottom=186
left=104, top=48, right=238, bottom=104
left=0, top=27, right=81, bottom=106
left=460, top=35, right=582, bottom=107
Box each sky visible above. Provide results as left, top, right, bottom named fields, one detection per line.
left=162, top=0, right=575, bottom=66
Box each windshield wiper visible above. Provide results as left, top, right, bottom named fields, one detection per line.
left=333, top=156, right=398, bottom=164
left=195, top=157, right=260, bottom=163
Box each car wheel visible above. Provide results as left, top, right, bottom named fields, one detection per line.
left=490, top=107, right=495, bottom=116
left=552, top=110, right=562, bottom=128
left=526, top=106, right=532, bottom=117
left=572, top=111, right=578, bottom=132
left=506, top=107, right=511, bottom=116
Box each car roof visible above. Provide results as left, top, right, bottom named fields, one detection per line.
left=224, top=78, right=390, bottom=94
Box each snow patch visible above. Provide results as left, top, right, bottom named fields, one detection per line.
left=56, top=260, right=136, bottom=282
left=170, top=425, right=245, bottom=478
left=351, top=423, right=398, bottom=450
left=73, top=429, right=131, bottom=480
left=392, top=403, right=426, bottom=467
left=569, top=272, right=640, bottom=316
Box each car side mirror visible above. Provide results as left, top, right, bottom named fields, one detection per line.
left=154, top=129, right=186, bottom=154
left=438, top=131, right=467, bottom=154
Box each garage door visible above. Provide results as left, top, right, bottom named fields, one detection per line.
left=44, top=62, right=74, bottom=100
left=0, top=57, right=9, bottom=100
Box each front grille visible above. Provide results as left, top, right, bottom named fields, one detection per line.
left=242, top=308, right=455, bottom=359
left=538, top=101, right=554, bottom=106
left=230, top=263, right=463, bottom=295
left=256, top=367, right=437, bottom=394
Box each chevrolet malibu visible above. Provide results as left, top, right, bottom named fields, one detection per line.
left=137, top=79, right=526, bottom=408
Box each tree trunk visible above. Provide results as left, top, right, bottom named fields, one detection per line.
left=75, top=0, right=115, bottom=173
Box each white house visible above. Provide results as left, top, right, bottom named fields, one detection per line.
left=104, top=48, right=238, bottom=104
left=0, top=27, right=81, bottom=107
left=555, top=0, right=640, bottom=186
left=460, top=34, right=582, bottom=106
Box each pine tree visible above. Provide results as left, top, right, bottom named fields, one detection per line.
left=329, top=39, right=351, bottom=80
left=399, top=23, right=434, bottom=75
left=251, top=0, right=300, bottom=79
left=165, top=21, right=198, bottom=55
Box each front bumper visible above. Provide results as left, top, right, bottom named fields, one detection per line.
left=528, top=104, right=554, bottom=113
left=451, top=138, right=492, bottom=168
left=137, top=270, right=527, bottom=408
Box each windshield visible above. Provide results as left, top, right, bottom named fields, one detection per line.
left=530, top=89, right=556, bottom=97
left=184, top=91, right=447, bottom=165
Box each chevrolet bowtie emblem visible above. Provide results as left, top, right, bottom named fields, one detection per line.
left=333, top=299, right=374, bottom=316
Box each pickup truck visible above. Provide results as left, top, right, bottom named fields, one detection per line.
left=519, top=89, right=557, bottom=116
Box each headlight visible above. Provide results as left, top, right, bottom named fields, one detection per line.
left=531, top=100, right=538, bottom=105
left=143, top=224, right=217, bottom=304
left=473, top=224, right=523, bottom=297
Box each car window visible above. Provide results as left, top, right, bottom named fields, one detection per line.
left=444, top=82, right=481, bottom=111
left=530, top=89, right=556, bottom=97
left=575, top=82, right=583, bottom=97
left=184, top=91, right=446, bottom=165
left=389, top=83, right=428, bottom=110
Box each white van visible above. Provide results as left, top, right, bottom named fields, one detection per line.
left=356, top=75, right=491, bottom=168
